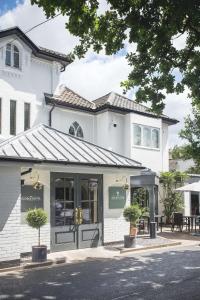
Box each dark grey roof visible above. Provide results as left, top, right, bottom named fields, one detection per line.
left=46, top=86, right=95, bottom=109
left=0, top=27, right=72, bottom=66
left=0, top=124, right=143, bottom=169
left=45, top=87, right=178, bottom=125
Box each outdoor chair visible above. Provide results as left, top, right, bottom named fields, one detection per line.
left=171, top=213, right=183, bottom=232
left=195, top=216, right=200, bottom=232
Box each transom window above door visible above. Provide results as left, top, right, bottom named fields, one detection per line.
left=5, top=43, right=20, bottom=69
left=69, top=121, right=84, bottom=138
left=133, top=124, right=160, bottom=149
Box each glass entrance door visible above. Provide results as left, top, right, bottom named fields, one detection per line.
left=51, top=173, right=102, bottom=252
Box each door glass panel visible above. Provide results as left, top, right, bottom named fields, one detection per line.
left=65, top=202, right=74, bottom=225
left=55, top=178, right=64, bottom=201
left=55, top=201, right=65, bottom=226
left=54, top=178, right=75, bottom=226
left=82, top=201, right=91, bottom=224
left=80, top=178, right=98, bottom=224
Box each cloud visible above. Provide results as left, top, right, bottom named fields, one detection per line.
left=0, top=0, right=192, bottom=147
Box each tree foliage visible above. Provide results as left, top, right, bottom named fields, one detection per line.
left=159, top=171, right=188, bottom=223
left=180, top=106, right=200, bottom=172
left=32, top=0, right=200, bottom=113
left=123, top=204, right=142, bottom=228
left=26, top=208, right=47, bottom=245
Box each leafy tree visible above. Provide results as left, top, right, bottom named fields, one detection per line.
left=159, top=171, right=188, bottom=223
left=179, top=106, right=200, bottom=173
left=170, top=145, right=186, bottom=160
left=26, top=208, right=47, bottom=246
left=32, top=0, right=200, bottom=113
left=123, top=204, right=142, bottom=235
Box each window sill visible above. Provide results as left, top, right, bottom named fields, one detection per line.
left=132, top=145, right=160, bottom=151
left=2, top=65, right=22, bottom=77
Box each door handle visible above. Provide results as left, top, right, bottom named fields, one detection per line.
left=74, top=208, right=78, bottom=225
left=74, top=207, right=83, bottom=225
left=78, top=207, right=83, bottom=225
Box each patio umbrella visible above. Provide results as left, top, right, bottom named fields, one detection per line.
left=176, top=181, right=200, bottom=192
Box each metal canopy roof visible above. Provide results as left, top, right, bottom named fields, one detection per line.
left=0, top=124, right=144, bottom=169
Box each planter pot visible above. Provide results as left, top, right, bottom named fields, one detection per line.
left=32, top=245, right=47, bottom=262
left=124, top=235, right=137, bottom=248
left=130, top=226, right=137, bottom=237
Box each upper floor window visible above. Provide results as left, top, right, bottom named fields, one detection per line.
left=10, top=100, right=16, bottom=135
left=5, top=43, right=20, bottom=69
left=133, top=124, right=160, bottom=149
left=69, top=121, right=84, bottom=138
left=24, top=103, right=30, bottom=131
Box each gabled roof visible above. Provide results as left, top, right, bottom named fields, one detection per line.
left=0, top=124, right=143, bottom=169
left=45, top=87, right=178, bottom=125
left=45, top=86, right=95, bottom=110
left=0, top=27, right=72, bottom=66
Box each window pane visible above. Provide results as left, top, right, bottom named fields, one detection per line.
left=152, top=128, right=160, bottom=148
left=143, top=127, right=151, bottom=147
left=134, top=125, right=141, bottom=145
left=13, top=46, right=19, bottom=68
left=69, top=126, right=75, bottom=135
left=5, top=44, right=11, bottom=66
left=73, top=121, right=79, bottom=130
left=24, top=103, right=30, bottom=131
left=10, top=100, right=16, bottom=135
left=76, top=126, right=83, bottom=138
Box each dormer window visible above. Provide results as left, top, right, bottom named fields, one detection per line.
left=69, top=122, right=84, bottom=138
left=5, top=43, right=20, bottom=69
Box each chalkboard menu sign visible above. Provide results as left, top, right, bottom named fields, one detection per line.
left=109, top=186, right=126, bottom=209
left=21, top=185, right=44, bottom=212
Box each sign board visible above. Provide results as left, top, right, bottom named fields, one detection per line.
left=109, top=186, right=126, bottom=209
left=21, top=185, right=44, bottom=212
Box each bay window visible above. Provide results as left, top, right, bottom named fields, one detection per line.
left=133, top=124, right=160, bottom=149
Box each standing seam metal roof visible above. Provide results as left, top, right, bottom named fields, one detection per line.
left=0, top=124, right=144, bottom=169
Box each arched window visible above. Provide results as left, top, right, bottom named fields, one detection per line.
left=69, top=122, right=84, bottom=138
left=5, top=43, right=20, bottom=69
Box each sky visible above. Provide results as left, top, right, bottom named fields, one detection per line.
left=0, top=0, right=193, bottom=147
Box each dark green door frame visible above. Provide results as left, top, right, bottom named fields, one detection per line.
left=50, top=172, right=103, bottom=252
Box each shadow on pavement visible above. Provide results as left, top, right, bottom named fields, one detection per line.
left=0, top=247, right=200, bottom=300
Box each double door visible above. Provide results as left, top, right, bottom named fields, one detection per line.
left=51, top=173, right=103, bottom=251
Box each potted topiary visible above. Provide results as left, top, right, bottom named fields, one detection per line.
left=123, top=204, right=142, bottom=248
left=26, top=208, right=48, bottom=262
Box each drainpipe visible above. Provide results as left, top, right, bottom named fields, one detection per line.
left=49, top=104, right=55, bottom=127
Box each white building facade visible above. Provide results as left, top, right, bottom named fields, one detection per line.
left=0, top=27, right=178, bottom=266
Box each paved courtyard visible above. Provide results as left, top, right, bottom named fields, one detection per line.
left=1, top=244, right=200, bottom=300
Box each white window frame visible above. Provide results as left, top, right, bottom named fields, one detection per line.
left=133, top=124, right=160, bottom=150
left=5, top=43, right=21, bottom=70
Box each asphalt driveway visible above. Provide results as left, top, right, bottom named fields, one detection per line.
left=0, top=245, right=200, bottom=300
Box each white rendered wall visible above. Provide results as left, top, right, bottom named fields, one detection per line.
left=20, top=170, right=50, bottom=253
left=103, top=174, right=130, bottom=243
left=0, top=36, right=60, bottom=139
left=0, top=165, right=21, bottom=263
left=96, top=111, right=125, bottom=155
left=130, top=113, right=168, bottom=173
left=52, top=107, right=95, bottom=142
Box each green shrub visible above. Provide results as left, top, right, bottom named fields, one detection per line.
left=123, top=204, right=142, bottom=232
left=26, top=208, right=47, bottom=246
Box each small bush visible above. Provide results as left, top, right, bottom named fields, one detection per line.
left=26, top=208, right=47, bottom=245
left=123, top=204, right=142, bottom=227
